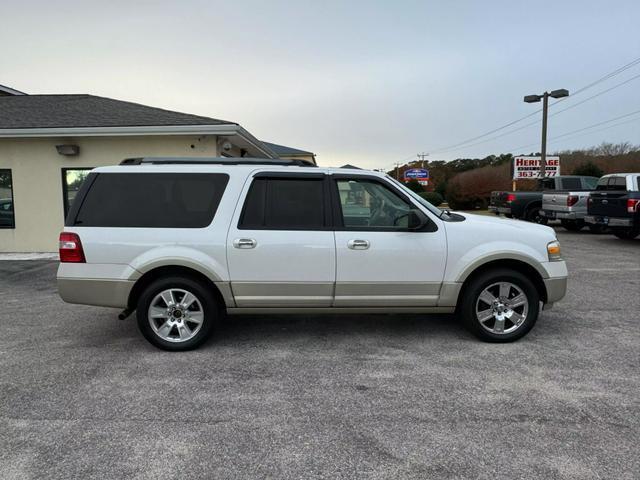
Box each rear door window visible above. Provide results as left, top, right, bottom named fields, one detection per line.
left=239, top=176, right=326, bottom=230
left=72, top=173, right=229, bottom=227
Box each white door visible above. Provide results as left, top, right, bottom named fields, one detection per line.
left=331, top=175, right=447, bottom=307
left=227, top=173, right=335, bottom=307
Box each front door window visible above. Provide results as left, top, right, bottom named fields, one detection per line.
left=336, top=179, right=411, bottom=229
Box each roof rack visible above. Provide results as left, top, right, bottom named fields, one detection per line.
left=120, top=157, right=317, bottom=167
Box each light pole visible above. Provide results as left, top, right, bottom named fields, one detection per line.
left=524, top=88, right=569, bottom=178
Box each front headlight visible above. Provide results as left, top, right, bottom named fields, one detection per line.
left=547, top=240, right=562, bottom=261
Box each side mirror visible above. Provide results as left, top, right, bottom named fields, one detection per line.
left=395, top=209, right=428, bottom=230
left=407, top=209, right=427, bottom=230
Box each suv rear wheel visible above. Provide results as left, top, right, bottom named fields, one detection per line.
left=612, top=227, right=640, bottom=240
left=459, top=268, right=540, bottom=342
left=136, top=276, right=218, bottom=351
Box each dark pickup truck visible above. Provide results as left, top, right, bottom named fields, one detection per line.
left=585, top=173, right=640, bottom=239
left=489, top=176, right=599, bottom=223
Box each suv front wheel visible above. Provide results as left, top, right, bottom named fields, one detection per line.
left=136, top=276, right=218, bottom=351
left=459, top=268, right=540, bottom=342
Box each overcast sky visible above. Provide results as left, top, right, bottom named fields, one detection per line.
left=1, top=0, right=639, bottom=168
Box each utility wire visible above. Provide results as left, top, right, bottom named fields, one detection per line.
left=506, top=108, right=640, bottom=153
left=434, top=72, right=640, bottom=155
left=425, top=55, right=640, bottom=154
left=549, top=72, right=640, bottom=118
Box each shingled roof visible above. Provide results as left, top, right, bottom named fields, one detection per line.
left=0, top=94, right=236, bottom=129
left=262, top=141, right=314, bottom=156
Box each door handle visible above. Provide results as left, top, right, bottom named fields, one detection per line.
left=233, top=238, right=257, bottom=249
left=348, top=239, right=370, bottom=250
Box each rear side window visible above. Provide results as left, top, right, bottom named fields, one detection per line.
left=239, top=177, right=325, bottom=230
left=561, top=177, right=582, bottom=190
left=73, top=173, right=229, bottom=227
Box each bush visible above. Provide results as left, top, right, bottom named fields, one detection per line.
left=572, top=161, right=604, bottom=178
left=418, top=191, right=443, bottom=207
left=445, top=162, right=512, bottom=210
left=404, top=179, right=424, bottom=193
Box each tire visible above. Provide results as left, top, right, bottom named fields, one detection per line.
left=588, top=224, right=606, bottom=234
left=459, top=268, right=540, bottom=343
left=612, top=227, right=640, bottom=240
left=525, top=206, right=547, bottom=225
left=136, top=276, right=218, bottom=351
left=561, top=219, right=584, bottom=232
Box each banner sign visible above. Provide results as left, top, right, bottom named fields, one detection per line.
left=513, top=156, right=560, bottom=179
left=404, top=168, right=429, bottom=185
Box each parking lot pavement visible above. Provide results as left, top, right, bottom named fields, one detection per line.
left=0, top=230, right=638, bottom=480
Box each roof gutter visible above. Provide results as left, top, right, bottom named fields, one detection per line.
left=0, top=85, right=27, bottom=95
left=234, top=126, right=278, bottom=159
left=0, top=124, right=279, bottom=159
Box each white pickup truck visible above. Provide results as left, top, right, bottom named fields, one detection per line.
left=540, top=177, right=599, bottom=231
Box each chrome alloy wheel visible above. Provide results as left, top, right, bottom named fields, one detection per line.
left=148, top=289, right=204, bottom=343
left=475, top=282, right=529, bottom=335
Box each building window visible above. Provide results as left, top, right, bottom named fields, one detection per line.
left=0, top=169, right=15, bottom=228
left=62, top=168, right=93, bottom=219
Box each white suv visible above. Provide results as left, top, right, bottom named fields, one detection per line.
left=57, top=158, right=567, bottom=350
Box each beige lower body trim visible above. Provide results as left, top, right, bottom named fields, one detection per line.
left=227, top=306, right=456, bottom=315
left=334, top=281, right=441, bottom=307
left=214, top=281, right=236, bottom=308
left=58, top=278, right=133, bottom=308
left=544, top=276, right=567, bottom=303
left=437, top=282, right=463, bottom=307
left=231, top=282, right=334, bottom=307
left=230, top=281, right=445, bottom=308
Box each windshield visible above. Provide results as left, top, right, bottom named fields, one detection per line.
left=385, top=175, right=448, bottom=219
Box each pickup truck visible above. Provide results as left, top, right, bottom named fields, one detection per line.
left=489, top=176, right=599, bottom=224
left=540, top=177, right=600, bottom=231
left=585, top=173, right=640, bottom=239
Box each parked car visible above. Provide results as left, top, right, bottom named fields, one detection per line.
left=489, top=176, right=599, bottom=223
left=540, top=176, right=600, bottom=231
left=57, top=157, right=568, bottom=350
left=585, top=173, right=640, bottom=239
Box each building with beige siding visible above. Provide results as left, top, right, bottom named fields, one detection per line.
left=0, top=87, right=315, bottom=252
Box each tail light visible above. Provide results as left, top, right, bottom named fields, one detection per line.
left=587, top=196, right=593, bottom=206
left=567, top=195, right=579, bottom=207
left=506, top=193, right=516, bottom=203
left=628, top=199, right=640, bottom=213
left=59, top=232, right=85, bottom=263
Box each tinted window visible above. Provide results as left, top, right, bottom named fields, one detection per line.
left=239, top=177, right=325, bottom=230
left=74, top=173, right=229, bottom=227
left=583, top=177, right=598, bottom=190
left=596, top=177, right=609, bottom=190
left=609, top=176, right=627, bottom=190
left=336, top=179, right=411, bottom=229
left=62, top=168, right=93, bottom=218
left=0, top=169, right=15, bottom=229
left=561, top=178, right=582, bottom=190
left=539, top=178, right=555, bottom=190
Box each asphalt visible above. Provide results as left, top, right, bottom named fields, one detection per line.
left=0, top=228, right=639, bottom=479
